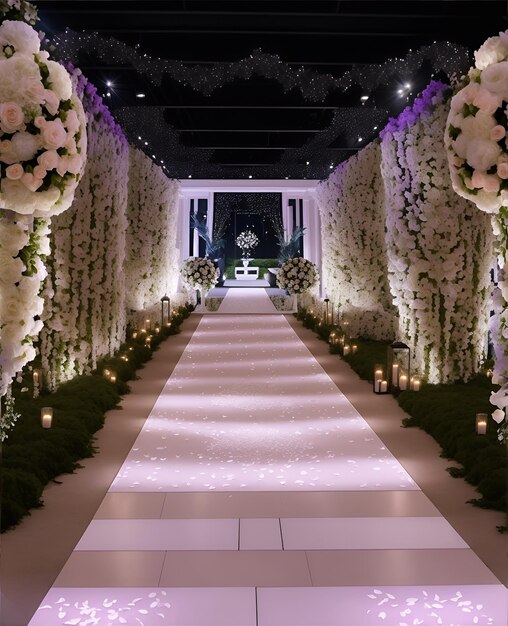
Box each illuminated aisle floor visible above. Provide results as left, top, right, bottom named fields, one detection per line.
left=29, top=311, right=507, bottom=625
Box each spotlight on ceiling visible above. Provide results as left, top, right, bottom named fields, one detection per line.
left=405, top=83, right=411, bottom=89
left=106, top=80, right=112, bottom=87
left=358, top=137, right=363, bottom=143
left=248, top=175, right=253, bottom=179
left=106, top=92, right=111, bottom=97
left=188, top=175, right=192, bottom=178
left=373, top=126, right=378, bottom=130
left=329, top=164, right=333, bottom=169
left=138, top=136, right=142, bottom=140
left=306, top=161, right=310, bottom=165
left=144, top=141, right=148, bottom=145
left=360, top=95, right=369, bottom=101
left=136, top=92, right=146, bottom=98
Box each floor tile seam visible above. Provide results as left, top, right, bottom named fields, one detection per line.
left=69, top=547, right=481, bottom=555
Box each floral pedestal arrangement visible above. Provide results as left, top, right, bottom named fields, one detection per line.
left=180, top=257, right=218, bottom=312
left=241, top=258, right=253, bottom=267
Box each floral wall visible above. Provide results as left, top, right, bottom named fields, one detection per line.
left=380, top=82, right=492, bottom=383
left=315, top=141, right=395, bottom=340
left=125, top=148, right=180, bottom=312
left=40, top=69, right=130, bottom=388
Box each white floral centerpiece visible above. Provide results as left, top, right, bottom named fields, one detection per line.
left=445, top=29, right=508, bottom=440
left=235, top=229, right=258, bottom=258
left=181, top=257, right=218, bottom=293
left=0, top=1, right=87, bottom=416
left=277, top=257, right=318, bottom=295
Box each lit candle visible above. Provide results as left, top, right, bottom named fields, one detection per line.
left=375, top=379, right=382, bottom=392
left=103, top=368, right=110, bottom=380
left=374, top=368, right=383, bottom=382
left=412, top=378, right=421, bottom=391
left=399, top=374, right=408, bottom=390
left=33, top=370, right=40, bottom=385
left=391, top=363, right=399, bottom=385
left=343, top=344, right=351, bottom=356
left=132, top=331, right=138, bottom=339
left=352, top=344, right=358, bottom=354
left=476, top=413, right=488, bottom=435
left=145, top=318, right=151, bottom=330
left=380, top=380, right=388, bottom=392
left=109, top=373, right=117, bottom=384
left=41, top=407, right=53, bottom=429
left=166, top=322, right=171, bottom=327
left=155, top=327, right=160, bottom=334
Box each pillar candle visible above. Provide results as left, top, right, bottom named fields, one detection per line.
left=399, top=374, right=408, bottom=390
left=380, top=380, right=388, bottom=392
left=412, top=378, right=421, bottom=391
left=41, top=407, right=53, bottom=429
left=391, top=363, right=399, bottom=385
left=374, top=368, right=383, bottom=381
left=375, top=379, right=382, bottom=392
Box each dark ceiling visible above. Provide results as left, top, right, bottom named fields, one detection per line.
left=38, top=0, right=507, bottom=180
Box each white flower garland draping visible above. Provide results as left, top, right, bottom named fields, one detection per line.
left=40, top=68, right=128, bottom=388
left=277, top=257, right=319, bottom=295
left=125, top=147, right=180, bottom=312
left=0, top=14, right=86, bottom=400
left=445, top=30, right=508, bottom=436
left=315, top=141, right=395, bottom=340
left=180, top=257, right=218, bottom=292
left=381, top=81, right=492, bottom=383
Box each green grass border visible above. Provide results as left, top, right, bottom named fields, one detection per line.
left=295, top=308, right=507, bottom=516
left=0, top=304, right=193, bottom=532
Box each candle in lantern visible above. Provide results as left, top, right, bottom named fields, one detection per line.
left=132, top=331, right=138, bottom=339
left=109, top=373, right=117, bottom=384
left=380, top=380, right=388, bottom=392
left=412, top=378, right=421, bottom=391
left=103, top=368, right=110, bottom=380
left=352, top=344, right=358, bottom=354
left=41, top=407, right=53, bottom=429
left=399, top=374, right=408, bottom=390
left=145, top=318, right=151, bottom=330
left=475, top=413, right=488, bottom=435
left=375, top=379, right=382, bottom=392
left=391, top=363, right=399, bottom=385
left=33, top=370, right=40, bottom=385
left=155, top=327, right=160, bottom=334
left=374, top=368, right=383, bottom=382
left=343, top=344, right=351, bottom=356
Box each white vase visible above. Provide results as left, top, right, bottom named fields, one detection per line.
left=242, top=259, right=250, bottom=267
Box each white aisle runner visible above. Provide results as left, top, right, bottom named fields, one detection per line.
left=29, top=315, right=507, bottom=626
left=217, top=287, right=278, bottom=314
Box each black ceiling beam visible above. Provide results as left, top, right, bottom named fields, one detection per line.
left=66, top=29, right=432, bottom=36
left=178, top=129, right=321, bottom=132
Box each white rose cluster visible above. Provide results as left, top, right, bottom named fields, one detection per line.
left=315, top=141, right=396, bottom=341
left=445, top=30, right=508, bottom=214
left=181, top=257, right=218, bottom=292
left=0, top=215, right=49, bottom=395
left=276, top=257, right=318, bottom=295
left=0, top=19, right=86, bottom=218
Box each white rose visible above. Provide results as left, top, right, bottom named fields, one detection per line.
left=37, top=149, right=59, bottom=170
left=0, top=253, right=25, bottom=285
left=43, top=88, right=60, bottom=117
left=5, top=163, right=23, bottom=180
left=41, top=119, right=67, bottom=150
left=0, top=55, right=44, bottom=108
left=64, top=109, right=80, bottom=135
left=21, top=172, right=43, bottom=192
left=474, top=35, right=508, bottom=70
left=46, top=60, right=72, bottom=101
left=0, top=101, right=24, bottom=133
left=480, top=60, right=508, bottom=100
left=466, top=139, right=502, bottom=171
left=0, top=20, right=40, bottom=56
left=0, top=221, right=29, bottom=254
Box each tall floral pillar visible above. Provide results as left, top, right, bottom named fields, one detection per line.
left=445, top=30, right=508, bottom=439
left=0, top=4, right=86, bottom=438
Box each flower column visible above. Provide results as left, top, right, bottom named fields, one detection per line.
left=0, top=9, right=86, bottom=438
left=445, top=30, right=508, bottom=439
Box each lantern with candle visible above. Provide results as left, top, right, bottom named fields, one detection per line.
left=161, top=295, right=170, bottom=326
left=475, top=413, right=488, bottom=435
left=387, top=341, right=411, bottom=394
left=32, top=369, right=42, bottom=398
left=41, top=407, right=53, bottom=429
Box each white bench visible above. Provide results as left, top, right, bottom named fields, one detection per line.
left=235, top=266, right=259, bottom=280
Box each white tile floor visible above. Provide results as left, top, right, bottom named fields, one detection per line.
left=28, top=308, right=508, bottom=625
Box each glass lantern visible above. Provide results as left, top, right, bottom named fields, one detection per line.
left=387, top=341, right=411, bottom=394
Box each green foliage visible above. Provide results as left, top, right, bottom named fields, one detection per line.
left=0, top=304, right=193, bottom=532
left=295, top=307, right=507, bottom=514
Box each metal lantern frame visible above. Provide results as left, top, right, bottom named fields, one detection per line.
left=161, top=295, right=170, bottom=326
left=387, top=341, right=411, bottom=394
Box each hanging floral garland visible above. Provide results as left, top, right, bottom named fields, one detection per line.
left=316, top=141, right=395, bottom=340
left=381, top=81, right=492, bottom=383
left=39, top=67, right=127, bottom=389
left=0, top=1, right=86, bottom=421
left=125, top=147, right=180, bottom=312
left=445, top=30, right=508, bottom=439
